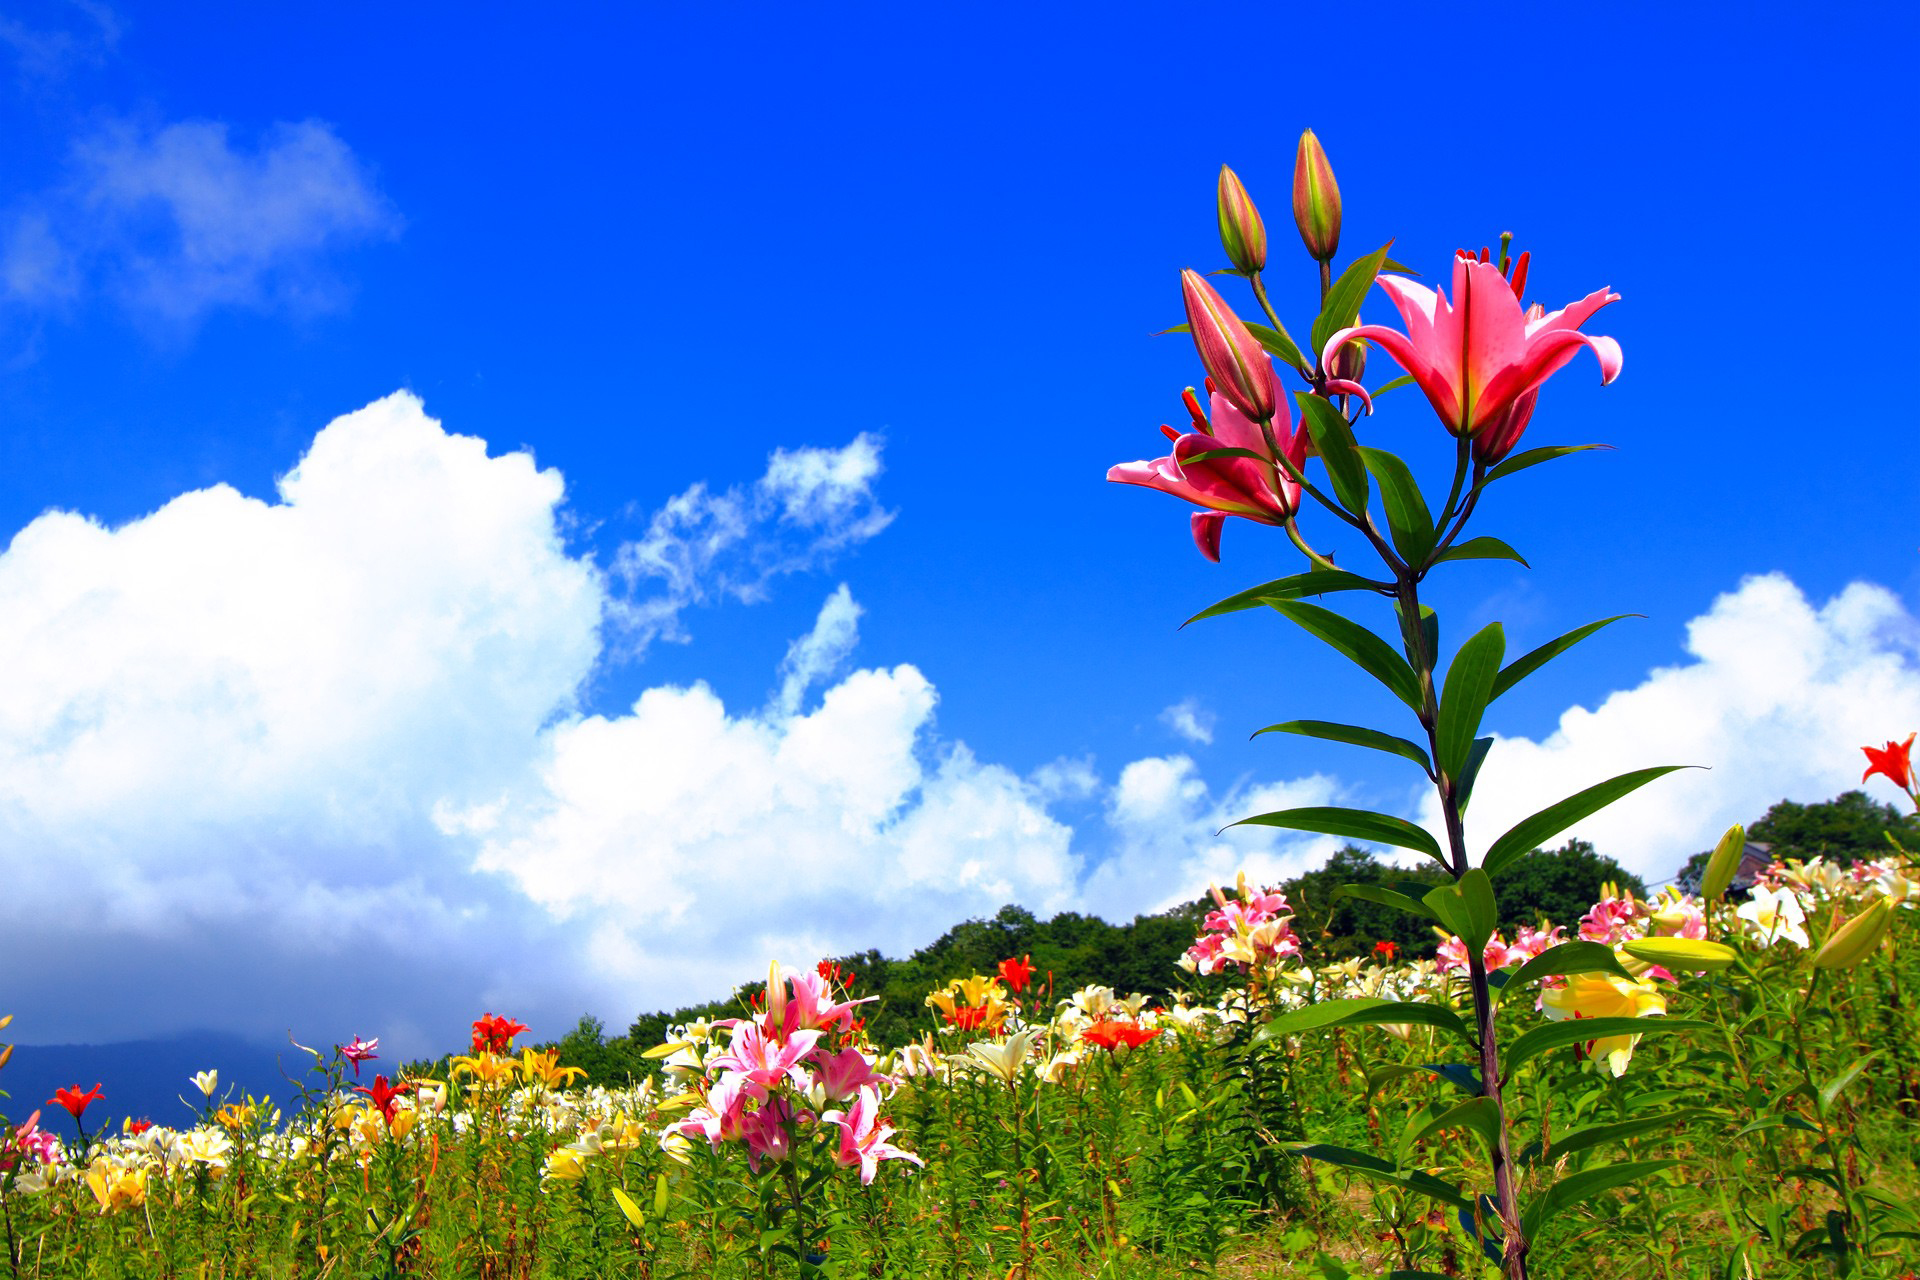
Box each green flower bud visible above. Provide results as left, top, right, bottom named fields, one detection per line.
left=1812, top=897, right=1893, bottom=970
left=1291, top=129, right=1342, bottom=262
left=1699, top=824, right=1745, bottom=904
left=1216, top=165, right=1266, bottom=275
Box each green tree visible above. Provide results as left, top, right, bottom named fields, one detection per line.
left=1747, top=790, right=1919, bottom=864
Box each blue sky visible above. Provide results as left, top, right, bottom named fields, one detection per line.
left=0, top=0, right=1915, bottom=1053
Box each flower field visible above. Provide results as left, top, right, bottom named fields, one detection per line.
left=4, top=836, right=1918, bottom=1278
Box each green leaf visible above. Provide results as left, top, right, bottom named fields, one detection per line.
left=1285, top=1143, right=1471, bottom=1210
left=1364, top=1062, right=1428, bottom=1102
left=1483, top=443, right=1610, bottom=485
left=1406, top=1096, right=1501, bottom=1154
left=1523, top=1160, right=1680, bottom=1237
left=1490, top=615, right=1636, bottom=702
left=1183, top=569, right=1382, bottom=626
left=1176, top=445, right=1270, bottom=466
left=1372, top=374, right=1416, bottom=397
left=1435, top=623, right=1505, bottom=779
left=1434, top=536, right=1530, bottom=568
left=1330, top=1000, right=1474, bottom=1044
left=1424, top=871, right=1497, bottom=953
left=1232, top=805, right=1444, bottom=865
left=1295, top=392, right=1369, bottom=514
left=1619, top=937, right=1738, bottom=972
left=1357, top=446, right=1437, bottom=564
left=1380, top=258, right=1420, bottom=276
left=1505, top=1017, right=1711, bottom=1077
left=1310, top=241, right=1394, bottom=355
left=1454, top=736, right=1494, bottom=813
left=1496, top=942, right=1631, bottom=1005
left=1245, top=320, right=1311, bottom=373
left=1267, top=600, right=1423, bottom=711
left=1261, top=998, right=1387, bottom=1037
left=1335, top=883, right=1438, bottom=924
left=1481, top=766, right=1693, bottom=877
left=1254, top=719, right=1431, bottom=772
left=1817, top=1052, right=1881, bottom=1116
left=1519, top=1111, right=1702, bottom=1167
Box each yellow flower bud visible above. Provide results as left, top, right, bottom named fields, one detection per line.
left=1812, top=897, right=1893, bottom=970
left=1700, top=824, right=1745, bottom=903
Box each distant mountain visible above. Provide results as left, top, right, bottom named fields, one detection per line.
left=3, top=1032, right=323, bottom=1135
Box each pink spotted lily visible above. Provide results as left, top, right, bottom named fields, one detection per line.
left=822, top=1085, right=925, bottom=1186
left=706, top=1021, right=823, bottom=1090
left=1322, top=253, right=1621, bottom=461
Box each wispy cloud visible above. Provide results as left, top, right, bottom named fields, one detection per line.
left=1160, top=698, right=1215, bottom=745
left=0, top=2, right=120, bottom=81
left=3, top=117, right=398, bottom=324
left=609, top=433, right=893, bottom=655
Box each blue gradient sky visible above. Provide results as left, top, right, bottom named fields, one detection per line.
left=0, top=0, right=1915, bottom=1050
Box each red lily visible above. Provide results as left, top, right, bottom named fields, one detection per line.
left=1862, top=733, right=1916, bottom=790
left=1080, top=1020, right=1162, bottom=1051
left=470, top=1013, right=529, bottom=1055
left=354, top=1074, right=411, bottom=1125
left=49, top=1084, right=103, bottom=1122
left=1322, top=253, right=1621, bottom=450
left=1372, top=939, right=1398, bottom=961
left=997, top=955, right=1035, bottom=994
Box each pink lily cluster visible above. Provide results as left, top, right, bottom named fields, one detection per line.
left=665, top=963, right=923, bottom=1185
left=1179, top=876, right=1302, bottom=977
left=1, top=1112, right=60, bottom=1173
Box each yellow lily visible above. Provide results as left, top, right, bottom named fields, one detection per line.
left=1541, top=974, right=1667, bottom=1077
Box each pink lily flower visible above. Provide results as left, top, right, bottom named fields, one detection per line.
left=811, top=1046, right=884, bottom=1102
left=739, top=1096, right=797, bottom=1172
left=338, top=1036, right=379, bottom=1079
left=1107, top=387, right=1308, bottom=561
left=1321, top=254, right=1621, bottom=451
left=707, top=1022, right=823, bottom=1089
left=668, top=1073, right=762, bottom=1150
left=773, top=967, right=876, bottom=1036
left=822, top=1086, right=925, bottom=1186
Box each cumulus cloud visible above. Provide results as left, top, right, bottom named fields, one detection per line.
left=1432, top=574, right=1920, bottom=882
left=3, top=117, right=397, bottom=321
left=609, top=434, right=892, bottom=654
left=0, top=393, right=599, bottom=1047
left=1160, top=698, right=1215, bottom=745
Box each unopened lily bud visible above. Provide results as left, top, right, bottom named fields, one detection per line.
left=0, top=1042, right=12, bottom=1070
left=1180, top=269, right=1278, bottom=423
left=1216, top=165, right=1266, bottom=275
left=764, top=959, right=787, bottom=1029
left=1291, top=129, right=1342, bottom=262
left=1812, top=897, right=1893, bottom=970
left=1328, top=335, right=1367, bottom=384
left=1699, top=824, right=1745, bottom=904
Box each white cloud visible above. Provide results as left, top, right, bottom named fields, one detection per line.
left=774, top=585, right=862, bottom=716
left=609, top=434, right=892, bottom=654
left=0, top=3, right=119, bottom=80
left=1160, top=698, right=1215, bottom=745
left=1432, top=573, right=1920, bottom=882
left=4, top=117, right=397, bottom=321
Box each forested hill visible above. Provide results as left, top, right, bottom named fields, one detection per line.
left=532, top=790, right=1918, bottom=1085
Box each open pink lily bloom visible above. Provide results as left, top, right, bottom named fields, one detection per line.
left=707, top=1022, right=823, bottom=1089
left=1322, top=255, right=1621, bottom=449
left=823, top=1085, right=924, bottom=1185
left=1108, top=388, right=1308, bottom=561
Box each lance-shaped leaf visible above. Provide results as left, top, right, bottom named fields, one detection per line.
left=1481, top=766, right=1693, bottom=877
left=1358, top=446, right=1436, bottom=564
left=1817, top=1052, right=1881, bottom=1117
left=1260, top=995, right=1472, bottom=1044
left=1495, top=941, right=1631, bottom=1005
left=1454, top=736, right=1494, bottom=813
left=1404, top=1096, right=1501, bottom=1156
left=1425, top=871, right=1497, bottom=954
left=1232, top=805, right=1444, bottom=865
left=1620, top=937, right=1738, bottom=972
left=1521, top=1159, right=1680, bottom=1238
left=1183, top=569, right=1382, bottom=626
left=1434, top=536, right=1530, bottom=568
left=1295, top=392, right=1369, bottom=514
left=1490, top=615, right=1635, bottom=702
left=1505, top=1017, right=1711, bottom=1077
left=1267, top=600, right=1424, bottom=711
left=1372, top=374, right=1416, bottom=397
left=1435, top=623, right=1504, bottom=779
left=1259, top=997, right=1387, bottom=1037
left=1246, top=321, right=1310, bottom=373
left=1284, top=1142, right=1471, bottom=1211
left=1309, top=241, right=1394, bottom=355
left=1255, top=719, right=1432, bottom=773
left=1483, top=442, right=1610, bottom=485
left=1518, top=1110, right=1703, bottom=1167
left=1336, top=883, right=1438, bottom=924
